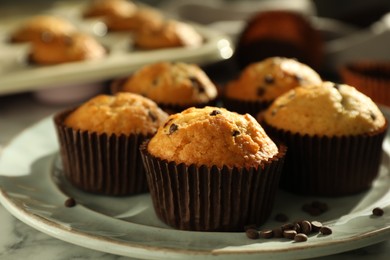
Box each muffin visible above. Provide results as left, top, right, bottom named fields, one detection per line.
left=83, top=0, right=163, bottom=32
left=54, top=92, right=168, bottom=196
left=340, top=61, right=390, bottom=107
left=133, top=20, right=203, bottom=50
left=9, top=15, right=76, bottom=44
left=30, top=32, right=106, bottom=65
left=113, top=62, right=218, bottom=113
left=234, top=10, right=323, bottom=70
left=140, top=106, right=287, bottom=231
left=261, top=81, right=388, bottom=196
left=223, top=57, right=322, bottom=116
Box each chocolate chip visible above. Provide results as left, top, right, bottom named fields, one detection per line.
left=300, top=220, right=312, bottom=235
left=370, top=112, right=377, bottom=121
left=372, top=207, right=384, bottom=216
left=283, top=230, right=297, bottom=240
left=319, top=226, right=332, bottom=235
left=257, top=87, right=265, bottom=96
left=310, top=221, right=323, bottom=232
left=281, top=223, right=295, bottom=231
left=152, top=78, right=159, bottom=86
left=271, top=109, right=277, bottom=116
left=189, top=77, right=205, bottom=93
left=163, top=118, right=173, bottom=128
left=272, top=228, right=283, bottom=238
left=294, top=233, right=308, bottom=242
left=169, top=123, right=178, bottom=134
left=232, top=130, right=240, bottom=137
left=274, top=213, right=289, bottom=222
left=246, top=228, right=259, bottom=239
left=244, top=224, right=258, bottom=231
left=64, top=198, right=76, bottom=208
left=209, top=110, right=221, bottom=116
left=264, top=74, right=274, bottom=84
left=148, top=110, right=157, bottom=122
left=259, top=229, right=273, bottom=239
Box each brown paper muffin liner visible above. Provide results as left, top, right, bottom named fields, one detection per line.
left=340, top=61, right=390, bottom=107
left=222, top=96, right=272, bottom=117
left=54, top=109, right=150, bottom=196
left=262, top=121, right=388, bottom=196
left=140, top=141, right=287, bottom=232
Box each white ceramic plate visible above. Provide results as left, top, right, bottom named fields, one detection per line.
left=1, top=113, right=390, bottom=260
left=0, top=1, right=232, bottom=96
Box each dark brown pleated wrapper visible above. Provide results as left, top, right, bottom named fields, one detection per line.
left=54, top=109, right=150, bottom=196
left=140, top=142, right=287, bottom=232
left=110, top=78, right=219, bottom=114
left=222, top=96, right=272, bottom=117
left=263, top=121, right=388, bottom=196
left=340, top=61, right=390, bottom=107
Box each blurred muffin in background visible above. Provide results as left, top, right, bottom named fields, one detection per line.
left=234, top=10, right=324, bottom=71
left=83, top=0, right=163, bottom=32
left=10, top=15, right=76, bottom=44
left=133, top=20, right=203, bottom=49
left=30, top=32, right=106, bottom=65
left=223, top=56, right=322, bottom=116
left=112, top=61, right=217, bottom=113
left=340, top=60, right=390, bottom=107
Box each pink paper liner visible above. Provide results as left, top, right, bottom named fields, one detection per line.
left=262, top=121, right=388, bottom=196
left=140, top=141, right=287, bottom=231
left=340, top=61, right=390, bottom=107
left=54, top=109, right=150, bottom=196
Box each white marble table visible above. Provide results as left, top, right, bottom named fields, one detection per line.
left=1, top=93, right=390, bottom=260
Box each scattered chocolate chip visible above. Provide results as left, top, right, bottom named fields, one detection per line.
left=272, top=228, right=283, bottom=238
left=152, top=78, right=159, bottom=86
left=310, top=221, right=323, bottom=232
left=281, top=223, right=295, bottom=231
left=264, top=74, right=275, bottom=84
left=41, top=31, right=53, bottom=43
left=169, top=123, right=178, bottom=134
left=257, top=87, right=265, bottom=96
left=232, top=130, right=240, bottom=137
left=209, top=110, right=221, bottom=116
left=294, top=233, right=308, bottom=242
left=259, top=229, right=274, bottom=239
left=64, top=198, right=76, bottom=208
left=293, top=223, right=301, bottom=233
left=300, top=220, right=312, bottom=235
left=274, top=213, right=289, bottom=222
left=319, top=226, right=332, bottom=235
left=148, top=110, right=157, bottom=122
left=189, top=77, right=205, bottom=93
left=372, top=207, right=384, bottom=216
left=283, top=230, right=297, bottom=240
left=246, top=228, right=259, bottom=239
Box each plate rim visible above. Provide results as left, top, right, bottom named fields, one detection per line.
left=1, top=115, right=390, bottom=260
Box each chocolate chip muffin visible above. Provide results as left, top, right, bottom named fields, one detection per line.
left=10, top=15, right=76, bottom=44
left=133, top=20, right=203, bottom=50
left=54, top=93, right=168, bottom=196
left=261, top=82, right=388, bottom=196
left=83, top=0, right=137, bottom=19
left=140, top=106, right=286, bottom=231
left=114, top=62, right=218, bottom=113
left=30, top=32, right=106, bottom=65
left=223, top=57, right=322, bottom=116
